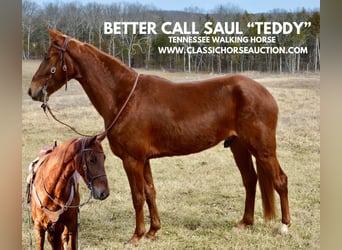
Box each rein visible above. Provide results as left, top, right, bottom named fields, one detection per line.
left=42, top=73, right=140, bottom=137
left=98, top=72, right=140, bottom=138
left=41, top=36, right=140, bottom=137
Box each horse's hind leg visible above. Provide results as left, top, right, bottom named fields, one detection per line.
left=255, top=155, right=291, bottom=229
left=230, top=138, right=257, bottom=228
left=249, top=134, right=291, bottom=233
left=272, top=158, right=291, bottom=232
left=144, top=160, right=161, bottom=239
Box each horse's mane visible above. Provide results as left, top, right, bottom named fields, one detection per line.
left=44, top=138, right=81, bottom=168
left=82, top=42, right=135, bottom=74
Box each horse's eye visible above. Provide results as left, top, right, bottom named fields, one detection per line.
left=89, top=157, right=97, bottom=164
left=104, top=154, right=106, bottom=160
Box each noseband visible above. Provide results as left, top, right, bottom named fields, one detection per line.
left=42, top=36, right=71, bottom=103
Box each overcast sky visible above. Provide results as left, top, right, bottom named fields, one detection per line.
left=34, top=0, right=320, bottom=13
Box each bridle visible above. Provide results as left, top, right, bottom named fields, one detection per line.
left=42, top=36, right=71, bottom=104
left=41, top=36, right=140, bottom=138
left=79, top=137, right=107, bottom=190
left=32, top=137, right=107, bottom=221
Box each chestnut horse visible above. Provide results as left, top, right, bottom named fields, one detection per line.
left=28, top=29, right=291, bottom=243
left=26, top=135, right=109, bottom=249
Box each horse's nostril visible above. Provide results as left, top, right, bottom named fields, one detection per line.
left=100, top=191, right=109, bottom=200
left=28, top=88, right=32, bottom=97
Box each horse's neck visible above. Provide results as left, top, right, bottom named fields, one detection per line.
left=40, top=155, right=76, bottom=203
left=70, top=43, right=137, bottom=124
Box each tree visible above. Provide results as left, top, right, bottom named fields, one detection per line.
left=309, top=12, right=320, bottom=72
left=22, top=0, right=40, bottom=59
left=21, top=2, right=319, bottom=73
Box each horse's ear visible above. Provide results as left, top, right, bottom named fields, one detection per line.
left=47, top=27, right=65, bottom=44
left=47, top=27, right=59, bottom=39
left=86, top=136, right=98, bottom=147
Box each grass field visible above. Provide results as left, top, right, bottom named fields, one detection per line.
left=22, top=60, right=320, bottom=249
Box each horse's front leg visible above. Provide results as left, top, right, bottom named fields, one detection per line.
left=144, top=160, right=161, bottom=239
left=34, top=224, right=45, bottom=250
left=123, top=157, right=146, bottom=244
left=63, top=218, right=78, bottom=250
left=47, top=222, right=64, bottom=249
left=61, top=226, right=69, bottom=249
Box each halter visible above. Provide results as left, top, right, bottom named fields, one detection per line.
left=31, top=137, right=107, bottom=222
left=42, top=36, right=71, bottom=104
left=40, top=36, right=140, bottom=138
left=79, top=137, right=107, bottom=190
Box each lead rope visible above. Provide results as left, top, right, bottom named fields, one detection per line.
left=42, top=73, right=140, bottom=138
left=41, top=104, right=93, bottom=137
left=99, top=73, right=140, bottom=138
left=77, top=206, right=80, bottom=250
left=26, top=204, right=33, bottom=249
left=26, top=162, right=35, bottom=250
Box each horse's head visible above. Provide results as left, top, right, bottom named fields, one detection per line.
left=78, top=134, right=110, bottom=200
left=28, top=28, right=76, bottom=102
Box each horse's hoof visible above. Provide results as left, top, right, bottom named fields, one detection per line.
left=279, top=223, right=289, bottom=235
left=126, top=235, right=141, bottom=245
left=235, top=221, right=247, bottom=230
left=235, top=219, right=253, bottom=230
left=145, top=231, right=157, bottom=241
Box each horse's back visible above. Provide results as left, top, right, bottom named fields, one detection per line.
left=117, top=74, right=277, bottom=158
left=139, top=73, right=277, bottom=121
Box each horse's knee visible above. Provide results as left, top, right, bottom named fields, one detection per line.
left=132, top=192, right=146, bottom=209
left=274, top=172, right=288, bottom=193
left=145, top=185, right=157, bottom=203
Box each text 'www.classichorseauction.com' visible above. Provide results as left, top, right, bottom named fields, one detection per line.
left=103, top=21, right=312, bottom=55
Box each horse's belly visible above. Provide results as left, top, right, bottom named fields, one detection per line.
left=150, top=123, right=235, bottom=157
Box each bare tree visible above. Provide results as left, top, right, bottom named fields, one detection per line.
left=309, top=12, right=320, bottom=72
left=22, top=0, right=40, bottom=59
left=22, top=2, right=320, bottom=73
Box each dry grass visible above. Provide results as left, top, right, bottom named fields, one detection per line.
left=22, top=60, right=320, bottom=249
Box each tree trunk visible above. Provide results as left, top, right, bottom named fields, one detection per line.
left=27, top=23, right=31, bottom=59
left=314, top=35, right=320, bottom=72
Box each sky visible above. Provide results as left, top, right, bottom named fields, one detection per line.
left=34, top=0, right=320, bottom=13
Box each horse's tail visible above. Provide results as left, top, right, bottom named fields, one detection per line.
left=256, top=161, right=276, bottom=221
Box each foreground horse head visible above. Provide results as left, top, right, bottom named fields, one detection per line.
left=29, top=29, right=291, bottom=244
left=27, top=134, right=109, bottom=249
left=74, top=134, right=109, bottom=200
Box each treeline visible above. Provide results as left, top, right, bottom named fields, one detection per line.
left=22, top=0, right=320, bottom=73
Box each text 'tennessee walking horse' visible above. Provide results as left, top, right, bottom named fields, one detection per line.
left=26, top=135, right=109, bottom=249
left=28, top=29, right=291, bottom=244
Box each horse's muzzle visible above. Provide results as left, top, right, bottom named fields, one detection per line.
left=28, top=87, right=46, bottom=102
left=93, top=188, right=109, bottom=200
